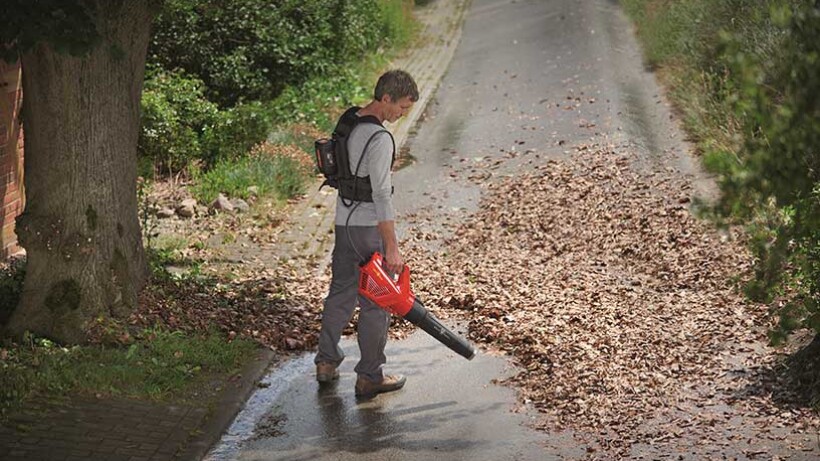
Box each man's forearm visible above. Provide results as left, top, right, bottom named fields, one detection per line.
left=377, top=220, right=399, bottom=251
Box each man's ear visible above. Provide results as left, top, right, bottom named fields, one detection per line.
left=381, top=94, right=393, bottom=104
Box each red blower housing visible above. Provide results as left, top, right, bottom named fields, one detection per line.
left=358, top=252, right=477, bottom=360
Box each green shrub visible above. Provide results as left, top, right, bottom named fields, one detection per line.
left=139, top=68, right=219, bottom=175
left=201, top=101, right=274, bottom=166
left=271, top=67, right=373, bottom=129
left=149, top=0, right=414, bottom=108
left=721, top=3, right=820, bottom=341
left=140, top=0, right=417, bottom=179
left=139, top=71, right=277, bottom=172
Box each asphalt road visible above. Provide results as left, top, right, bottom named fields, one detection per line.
left=205, top=0, right=718, bottom=459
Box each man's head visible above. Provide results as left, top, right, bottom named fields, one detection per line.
left=373, top=70, right=419, bottom=123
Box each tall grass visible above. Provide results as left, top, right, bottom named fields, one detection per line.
left=191, top=152, right=309, bottom=204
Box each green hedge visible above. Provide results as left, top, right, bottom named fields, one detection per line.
left=622, top=0, right=820, bottom=341
left=139, top=68, right=218, bottom=174
left=139, top=68, right=275, bottom=172
left=148, top=0, right=412, bottom=108
left=139, top=0, right=416, bottom=177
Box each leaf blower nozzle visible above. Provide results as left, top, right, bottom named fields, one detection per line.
left=358, top=252, right=477, bottom=360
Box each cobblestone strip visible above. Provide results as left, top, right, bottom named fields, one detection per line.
left=0, top=396, right=209, bottom=461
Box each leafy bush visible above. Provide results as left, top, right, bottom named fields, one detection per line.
left=139, top=70, right=278, bottom=172
left=139, top=68, right=218, bottom=175
left=149, top=0, right=414, bottom=108
left=141, top=0, right=416, bottom=179
left=721, top=3, right=820, bottom=341
left=201, top=101, right=274, bottom=166
left=270, top=67, right=372, bottom=129
left=622, top=0, right=820, bottom=339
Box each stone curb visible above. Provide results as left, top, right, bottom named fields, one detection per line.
left=176, top=348, right=276, bottom=461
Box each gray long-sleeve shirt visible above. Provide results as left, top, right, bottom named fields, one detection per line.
left=335, top=117, right=396, bottom=226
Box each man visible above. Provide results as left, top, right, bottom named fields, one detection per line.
left=314, top=70, right=419, bottom=399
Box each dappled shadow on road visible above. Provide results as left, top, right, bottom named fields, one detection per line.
left=733, top=333, right=820, bottom=412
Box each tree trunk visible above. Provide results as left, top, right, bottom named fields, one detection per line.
left=6, top=1, right=157, bottom=344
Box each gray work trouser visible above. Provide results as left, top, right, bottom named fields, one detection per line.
left=315, top=226, right=390, bottom=381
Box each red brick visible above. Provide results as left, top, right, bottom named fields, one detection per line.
left=3, top=197, right=21, bottom=212
left=2, top=220, right=17, bottom=240
left=3, top=200, right=21, bottom=219
left=0, top=60, right=23, bottom=257
left=2, top=212, right=16, bottom=227
left=2, top=188, right=18, bottom=206
left=2, top=171, right=18, bottom=184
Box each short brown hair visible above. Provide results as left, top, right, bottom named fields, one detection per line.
left=374, top=70, right=419, bottom=103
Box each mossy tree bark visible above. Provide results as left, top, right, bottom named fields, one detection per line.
left=5, top=1, right=157, bottom=344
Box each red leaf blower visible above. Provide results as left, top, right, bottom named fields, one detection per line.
left=358, top=252, right=477, bottom=360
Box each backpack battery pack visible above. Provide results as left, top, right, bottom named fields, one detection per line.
left=314, top=137, right=337, bottom=177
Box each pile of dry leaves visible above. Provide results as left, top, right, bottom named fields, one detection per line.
left=402, top=145, right=818, bottom=456
left=135, top=262, right=325, bottom=351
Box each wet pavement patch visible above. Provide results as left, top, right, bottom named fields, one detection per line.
left=251, top=411, right=287, bottom=440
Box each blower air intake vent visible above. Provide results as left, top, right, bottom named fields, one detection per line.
left=361, top=274, right=391, bottom=297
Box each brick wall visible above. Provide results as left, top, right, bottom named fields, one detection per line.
left=0, top=59, right=24, bottom=259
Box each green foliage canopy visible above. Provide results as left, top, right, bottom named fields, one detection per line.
left=149, top=0, right=394, bottom=107
left=0, top=0, right=100, bottom=61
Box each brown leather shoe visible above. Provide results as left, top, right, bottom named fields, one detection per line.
left=316, top=362, right=339, bottom=383
left=355, top=374, right=407, bottom=399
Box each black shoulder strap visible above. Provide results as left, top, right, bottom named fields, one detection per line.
left=335, top=106, right=361, bottom=134
left=354, top=129, right=395, bottom=175
left=333, top=107, right=361, bottom=182
left=335, top=107, right=397, bottom=206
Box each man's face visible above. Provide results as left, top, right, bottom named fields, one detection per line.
left=384, top=95, right=415, bottom=123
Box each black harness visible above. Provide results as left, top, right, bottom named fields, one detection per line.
left=318, top=106, right=395, bottom=204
